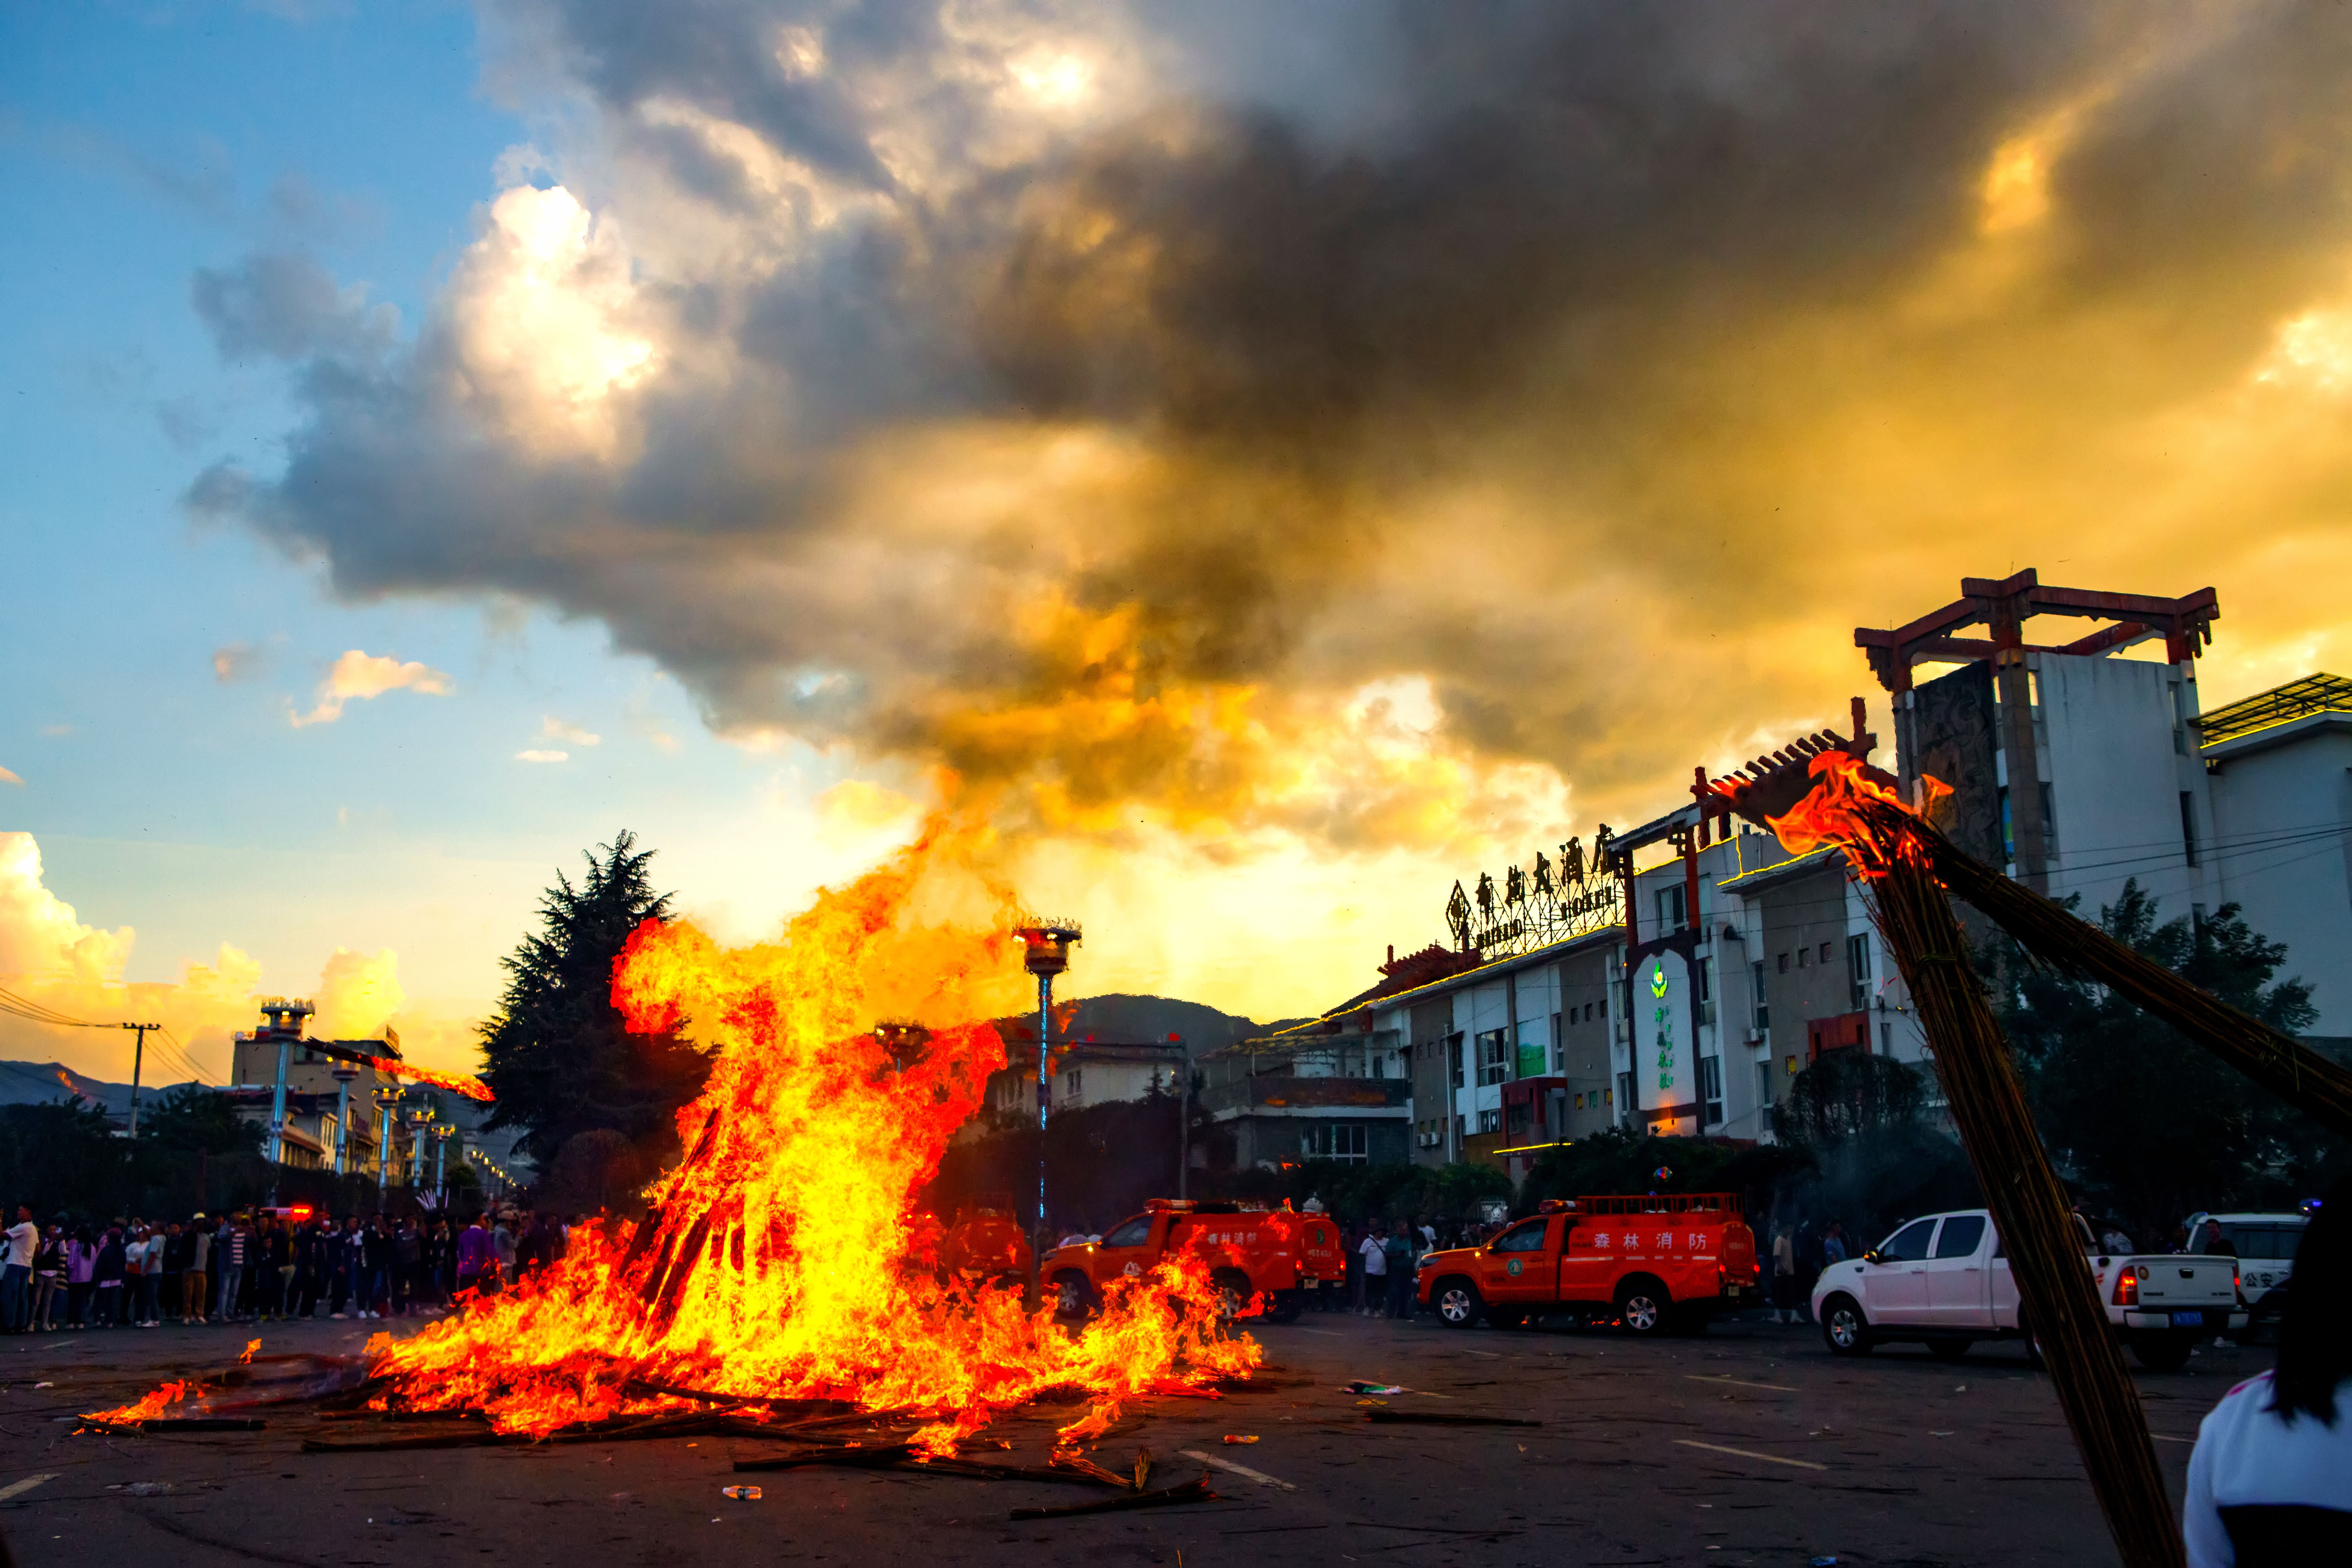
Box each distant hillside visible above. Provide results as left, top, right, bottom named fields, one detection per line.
left=0, top=1061, right=206, bottom=1119
left=1001, top=994, right=1294, bottom=1058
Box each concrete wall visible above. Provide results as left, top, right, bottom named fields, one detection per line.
left=2036, top=652, right=2211, bottom=916
left=1554, top=948, right=1618, bottom=1138
left=2206, top=717, right=2352, bottom=1037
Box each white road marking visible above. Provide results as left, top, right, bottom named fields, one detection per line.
left=0, top=1474, right=58, bottom=1503
left=1457, top=1349, right=1502, bottom=1358
left=1180, top=1449, right=1297, bottom=1490
left=1296, top=1328, right=1342, bottom=1337
left=1674, top=1440, right=1827, bottom=1472
left=1687, top=1374, right=1799, bottom=1393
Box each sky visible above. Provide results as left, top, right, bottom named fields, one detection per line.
left=5, top=1, right=2352, bottom=1087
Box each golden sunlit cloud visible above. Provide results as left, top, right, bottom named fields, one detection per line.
left=190, top=4, right=2352, bottom=1014
left=292, top=649, right=453, bottom=727
left=0, top=832, right=475, bottom=1082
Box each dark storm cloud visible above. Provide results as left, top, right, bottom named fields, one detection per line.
left=195, top=0, right=2352, bottom=841
left=191, top=251, right=395, bottom=362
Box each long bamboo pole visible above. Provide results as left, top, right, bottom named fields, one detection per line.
left=1712, top=747, right=2185, bottom=1568
left=1859, top=821, right=2184, bottom=1568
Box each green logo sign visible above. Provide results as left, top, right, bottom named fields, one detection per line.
left=1507, top=1258, right=1524, bottom=1277
left=1649, top=962, right=1669, bottom=999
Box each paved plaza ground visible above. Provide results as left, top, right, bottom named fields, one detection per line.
left=0, top=1307, right=2255, bottom=1566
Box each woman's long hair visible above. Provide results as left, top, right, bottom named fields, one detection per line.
left=2271, top=1176, right=2351, bottom=1427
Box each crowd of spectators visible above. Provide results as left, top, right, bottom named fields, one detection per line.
left=0, top=1203, right=574, bottom=1332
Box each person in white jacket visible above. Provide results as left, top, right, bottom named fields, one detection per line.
left=2183, top=1179, right=2350, bottom=1566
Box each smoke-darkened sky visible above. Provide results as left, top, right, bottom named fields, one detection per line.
left=7, top=1, right=2352, bottom=1078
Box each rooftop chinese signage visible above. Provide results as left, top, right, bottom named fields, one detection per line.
left=1446, top=833, right=1622, bottom=958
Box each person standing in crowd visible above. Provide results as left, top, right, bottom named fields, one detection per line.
left=288, top=1217, right=321, bottom=1320
left=1357, top=1218, right=1388, bottom=1316
left=183, top=1216, right=210, bottom=1325
left=65, top=1225, right=96, bottom=1328
left=420, top=1218, right=449, bottom=1311
left=157, top=1221, right=186, bottom=1325
left=214, top=1216, right=247, bottom=1323
left=1822, top=1220, right=1850, bottom=1265
left=394, top=1217, right=422, bottom=1315
left=266, top=1216, right=295, bottom=1320
left=1772, top=1225, right=1798, bottom=1324
left=492, top=1210, right=518, bottom=1287
left=133, top=1223, right=163, bottom=1327
left=329, top=1216, right=359, bottom=1318
left=455, top=1212, right=496, bottom=1302
left=1384, top=1219, right=1415, bottom=1319
left=364, top=1215, right=394, bottom=1318
left=1, top=1204, right=37, bottom=1332
left=31, top=1222, right=64, bottom=1331
left=92, top=1223, right=125, bottom=1326
left=2183, top=1178, right=2352, bottom=1565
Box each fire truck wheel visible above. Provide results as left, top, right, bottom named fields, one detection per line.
left=1432, top=1278, right=1483, bottom=1328
left=1820, top=1293, right=1874, bottom=1356
left=1051, top=1272, right=1093, bottom=1321
left=1615, top=1278, right=1670, bottom=1337
left=1210, top=1268, right=1255, bottom=1319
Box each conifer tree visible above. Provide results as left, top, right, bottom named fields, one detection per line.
left=480, top=831, right=710, bottom=1168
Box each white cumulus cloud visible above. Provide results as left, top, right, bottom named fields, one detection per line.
left=292, top=650, right=454, bottom=727
left=514, top=749, right=569, bottom=763
left=541, top=715, right=601, bottom=746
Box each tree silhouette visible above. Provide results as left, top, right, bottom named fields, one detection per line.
left=479, top=831, right=711, bottom=1173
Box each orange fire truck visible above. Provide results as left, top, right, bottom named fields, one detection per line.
left=1415, top=1194, right=1761, bottom=1334
left=1042, top=1199, right=1345, bottom=1324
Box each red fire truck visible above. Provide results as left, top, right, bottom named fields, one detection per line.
left=1041, top=1199, right=1346, bottom=1324
left=1415, top=1194, right=1761, bottom=1334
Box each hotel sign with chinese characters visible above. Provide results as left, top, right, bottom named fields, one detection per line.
left=1446, top=834, right=1623, bottom=958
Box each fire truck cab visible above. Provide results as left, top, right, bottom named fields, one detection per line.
left=1041, top=1199, right=1344, bottom=1325
left=1415, top=1194, right=1760, bottom=1335
left=939, top=1192, right=1033, bottom=1284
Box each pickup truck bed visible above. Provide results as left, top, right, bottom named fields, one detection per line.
left=1810, top=1208, right=2245, bottom=1370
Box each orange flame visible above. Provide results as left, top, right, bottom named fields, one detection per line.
left=84, top=1378, right=199, bottom=1425
left=1756, top=751, right=1950, bottom=877
left=340, top=813, right=1259, bottom=1450
left=338, top=1052, right=495, bottom=1101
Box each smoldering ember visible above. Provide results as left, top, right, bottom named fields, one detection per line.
left=7, top=6, right=2352, bottom=1568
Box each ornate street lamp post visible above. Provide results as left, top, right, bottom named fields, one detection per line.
left=1014, top=920, right=1081, bottom=1306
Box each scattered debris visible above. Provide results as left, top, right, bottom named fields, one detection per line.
left=721, top=1485, right=762, bottom=1501
left=1010, top=1475, right=1217, bottom=1520
left=1221, top=1434, right=1258, bottom=1445
left=1181, top=1447, right=1295, bottom=1491
left=1342, top=1381, right=1404, bottom=1395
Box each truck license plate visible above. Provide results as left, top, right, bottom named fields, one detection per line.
left=1302, top=1280, right=1317, bottom=1289
left=2171, top=1311, right=2205, bottom=1328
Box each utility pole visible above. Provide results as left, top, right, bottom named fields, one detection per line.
left=119, top=1022, right=158, bottom=1138
left=1015, top=920, right=1081, bottom=1310
left=1172, top=1034, right=1190, bottom=1199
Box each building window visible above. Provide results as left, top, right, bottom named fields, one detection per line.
left=1778, top=952, right=1790, bottom=974
left=1797, top=947, right=1810, bottom=969
left=1847, top=933, right=1871, bottom=1012
left=1585, top=1001, right=1595, bottom=1023
left=1880, top=1021, right=1893, bottom=1053
left=1616, top=1072, right=1633, bottom=1114
left=1755, top=1061, right=1772, bottom=1113
left=1697, top=955, right=1715, bottom=1026
left=1656, top=884, right=1687, bottom=932
left=1819, top=941, right=1833, bottom=964
left=1550, top=1011, right=1563, bottom=1073
left=1449, top=1033, right=1465, bottom=1090
left=2180, top=791, right=2199, bottom=867
left=1475, top=1028, right=1509, bottom=1086
left=1301, top=1123, right=1367, bottom=1162
left=1700, top=1055, right=1722, bottom=1126
left=2000, top=785, right=2015, bottom=861
left=1063, top=1069, right=1082, bottom=1098
left=1751, top=959, right=1769, bottom=1034
left=1476, top=1108, right=1501, bottom=1134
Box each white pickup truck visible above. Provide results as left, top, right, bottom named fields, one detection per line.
left=1810, top=1208, right=2247, bottom=1371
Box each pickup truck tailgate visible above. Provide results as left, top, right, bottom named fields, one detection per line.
left=2135, top=1256, right=2237, bottom=1306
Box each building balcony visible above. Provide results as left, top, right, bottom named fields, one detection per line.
left=1197, top=1076, right=1411, bottom=1117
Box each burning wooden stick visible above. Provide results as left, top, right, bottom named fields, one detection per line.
left=1712, top=747, right=2183, bottom=1568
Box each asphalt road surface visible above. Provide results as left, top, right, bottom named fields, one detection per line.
left=0, top=1306, right=2261, bottom=1567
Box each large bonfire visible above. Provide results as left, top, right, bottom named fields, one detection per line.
left=96, top=816, right=1259, bottom=1450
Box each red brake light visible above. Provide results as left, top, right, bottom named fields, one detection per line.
left=2112, top=1270, right=2138, bottom=1308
